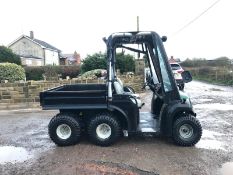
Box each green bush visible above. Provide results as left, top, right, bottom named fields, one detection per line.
left=0, top=46, right=21, bottom=65
left=80, top=69, right=106, bottom=79
left=60, top=65, right=81, bottom=79
left=43, top=65, right=61, bottom=80
left=81, top=52, right=135, bottom=74
left=24, top=66, right=81, bottom=81
left=25, top=66, right=44, bottom=80
left=186, top=67, right=233, bottom=86
left=0, top=63, right=25, bottom=82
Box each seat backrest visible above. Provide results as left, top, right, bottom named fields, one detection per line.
left=117, top=78, right=123, bottom=87
left=114, top=81, right=124, bottom=94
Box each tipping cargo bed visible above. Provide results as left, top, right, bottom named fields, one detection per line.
left=40, top=84, right=107, bottom=110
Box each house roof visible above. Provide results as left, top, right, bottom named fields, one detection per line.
left=8, top=35, right=61, bottom=52
left=20, top=55, right=43, bottom=59
left=62, top=53, right=81, bottom=61
left=63, top=54, right=76, bottom=61
left=32, top=38, right=61, bottom=52
left=62, top=54, right=73, bottom=58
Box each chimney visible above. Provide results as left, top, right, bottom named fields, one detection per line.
left=30, top=31, right=34, bottom=39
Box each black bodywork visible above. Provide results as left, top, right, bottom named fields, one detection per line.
left=40, top=31, right=195, bottom=136
left=176, top=79, right=185, bottom=90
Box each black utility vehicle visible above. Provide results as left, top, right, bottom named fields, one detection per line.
left=40, top=31, right=202, bottom=147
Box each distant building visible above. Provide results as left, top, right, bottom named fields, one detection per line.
left=61, top=51, right=81, bottom=65
left=8, top=31, right=61, bottom=66
left=168, top=56, right=181, bottom=63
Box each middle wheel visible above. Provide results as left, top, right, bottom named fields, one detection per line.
left=88, top=113, right=121, bottom=146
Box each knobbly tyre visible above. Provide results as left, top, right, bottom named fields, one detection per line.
left=40, top=31, right=202, bottom=147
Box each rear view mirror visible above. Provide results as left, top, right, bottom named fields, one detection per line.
left=181, top=71, right=192, bottom=83
left=161, top=36, right=167, bottom=42
left=102, top=37, right=107, bottom=44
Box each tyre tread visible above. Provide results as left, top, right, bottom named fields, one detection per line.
left=48, top=113, right=81, bottom=146
left=173, top=116, right=202, bottom=146
left=88, top=113, right=121, bottom=146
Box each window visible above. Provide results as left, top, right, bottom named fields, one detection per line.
left=170, top=63, right=181, bottom=70
left=36, top=60, right=42, bottom=66
left=155, top=46, right=173, bottom=92
left=26, top=59, right=32, bottom=65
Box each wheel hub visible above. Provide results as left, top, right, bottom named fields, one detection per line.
left=96, top=123, right=111, bottom=139
left=56, top=124, right=72, bottom=139
left=179, top=124, right=193, bottom=139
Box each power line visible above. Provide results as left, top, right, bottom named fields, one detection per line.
left=171, top=0, right=221, bottom=37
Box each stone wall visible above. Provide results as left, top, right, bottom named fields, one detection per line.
left=0, top=75, right=144, bottom=110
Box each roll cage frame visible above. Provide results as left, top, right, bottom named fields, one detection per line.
left=105, top=31, right=181, bottom=105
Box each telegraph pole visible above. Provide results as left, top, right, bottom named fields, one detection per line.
left=137, top=16, right=140, bottom=59
left=137, top=16, right=139, bottom=31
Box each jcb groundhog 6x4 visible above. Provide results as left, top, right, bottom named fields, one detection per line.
left=40, top=31, right=202, bottom=147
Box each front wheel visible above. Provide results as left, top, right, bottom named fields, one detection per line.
left=88, top=113, right=121, bottom=146
left=172, top=116, right=202, bottom=146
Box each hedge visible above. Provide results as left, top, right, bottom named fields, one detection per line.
left=80, top=69, right=106, bottom=79
left=24, top=65, right=81, bottom=80
left=0, top=63, right=25, bottom=82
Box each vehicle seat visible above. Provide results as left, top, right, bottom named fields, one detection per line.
left=113, top=81, right=143, bottom=108
left=116, top=78, right=139, bottom=97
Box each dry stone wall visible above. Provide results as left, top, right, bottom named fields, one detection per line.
left=0, top=76, right=144, bottom=110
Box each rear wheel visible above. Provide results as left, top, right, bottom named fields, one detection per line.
left=48, top=113, right=81, bottom=146
left=88, top=113, right=121, bottom=146
left=172, top=116, right=202, bottom=146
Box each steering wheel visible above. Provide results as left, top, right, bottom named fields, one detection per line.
left=143, top=74, right=163, bottom=99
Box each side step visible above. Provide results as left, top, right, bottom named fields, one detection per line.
left=138, top=112, right=160, bottom=133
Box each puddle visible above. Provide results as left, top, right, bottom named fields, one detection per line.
left=202, top=130, right=223, bottom=139
left=209, top=88, right=222, bottom=91
left=195, top=130, right=226, bottom=151
left=198, top=99, right=212, bottom=102
left=194, top=103, right=233, bottom=111
left=220, top=162, right=233, bottom=175
left=196, top=139, right=226, bottom=151
left=0, top=146, right=32, bottom=164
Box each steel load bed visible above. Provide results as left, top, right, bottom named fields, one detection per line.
left=40, top=84, right=107, bottom=110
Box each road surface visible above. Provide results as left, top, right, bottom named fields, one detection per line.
left=0, top=81, right=232, bottom=175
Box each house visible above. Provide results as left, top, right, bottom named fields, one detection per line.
left=8, top=31, right=61, bottom=66
left=61, top=51, right=81, bottom=65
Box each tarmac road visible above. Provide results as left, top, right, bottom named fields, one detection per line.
left=0, top=81, right=232, bottom=175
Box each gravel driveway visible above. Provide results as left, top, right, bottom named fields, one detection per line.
left=0, top=81, right=232, bottom=175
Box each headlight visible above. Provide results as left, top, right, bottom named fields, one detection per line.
left=174, top=73, right=182, bottom=79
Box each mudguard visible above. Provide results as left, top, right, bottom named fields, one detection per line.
left=108, top=105, right=132, bottom=131
left=161, top=102, right=196, bottom=136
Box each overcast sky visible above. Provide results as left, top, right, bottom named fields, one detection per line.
left=0, top=0, right=232, bottom=60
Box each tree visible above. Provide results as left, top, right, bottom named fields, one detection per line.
left=0, top=46, right=21, bottom=65
left=81, top=52, right=135, bottom=73
left=81, top=52, right=107, bottom=73
left=213, top=57, right=231, bottom=67
left=115, top=53, right=135, bottom=73
left=181, top=57, right=231, bottom=68
left=181, top=58, right=207, bottom=67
